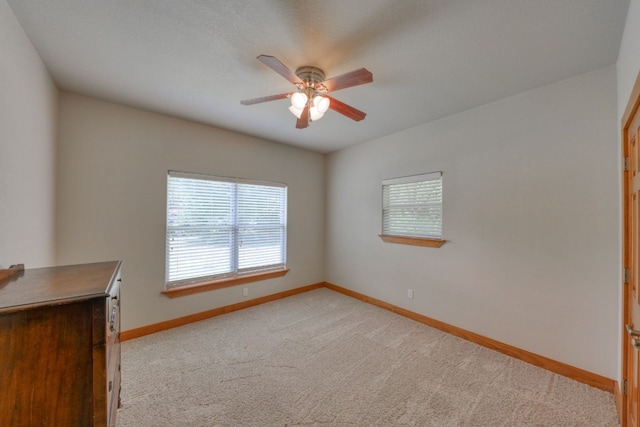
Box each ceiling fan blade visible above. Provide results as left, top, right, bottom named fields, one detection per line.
left=240, top=92, right=290, bottom=105
left=319, top=68, right=373, bottom=93
left=326, top=96, right=366, bottom=121
left=296, top=104, right=310, bottom=129
left=257, top=55, right=304, bottom=85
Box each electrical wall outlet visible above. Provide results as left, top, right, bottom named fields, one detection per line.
left=407, top=289, right=414, bottom=299
left=243, top=288, right=248, bottom=297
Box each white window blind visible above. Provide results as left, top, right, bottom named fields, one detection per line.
left=382, top=172, right=442, bottom=239
left=166, top=171, right=287, bottom=288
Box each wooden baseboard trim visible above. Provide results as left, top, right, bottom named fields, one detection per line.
left=121, top=282, right=324, bottom=341
left=324, top=282, right=616, bottom=393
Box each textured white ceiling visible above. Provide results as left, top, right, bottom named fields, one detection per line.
left=7, top=0, right=630, bottom=153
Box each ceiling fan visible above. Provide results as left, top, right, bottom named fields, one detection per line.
left=240, top=55, right=373, bottom=129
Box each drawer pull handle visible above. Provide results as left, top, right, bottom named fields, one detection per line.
left=110, top=306, right=117, bottom=332
left=108, top=380, right=112, bottom=392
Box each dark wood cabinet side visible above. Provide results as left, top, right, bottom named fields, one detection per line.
left=0, top=261, right=122, bottom=427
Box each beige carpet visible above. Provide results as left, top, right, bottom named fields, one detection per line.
left=116, top=288, right=618, bottom=426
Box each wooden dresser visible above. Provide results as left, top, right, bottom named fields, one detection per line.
left=0, top=261, right=122, bottom=427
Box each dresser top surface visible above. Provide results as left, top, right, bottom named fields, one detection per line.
left=0, top=261, right=121, bottom=313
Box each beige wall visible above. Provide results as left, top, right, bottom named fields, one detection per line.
left=617, top=0, right=640, bottom=119
left=326, top=66, right=619, bottom=379
left=56, top=92, right=325, bottom=330
left=0, top=0, right=58, bottom=268
left=616, top=0, right=640, bottom=383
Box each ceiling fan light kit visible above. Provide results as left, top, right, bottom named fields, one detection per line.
left=241, top=55, right=372, bottom=129
left=289, top=93, right=330, bottom=121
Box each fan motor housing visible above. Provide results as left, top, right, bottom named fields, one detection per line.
left=295, top=66, right=326, bottom=87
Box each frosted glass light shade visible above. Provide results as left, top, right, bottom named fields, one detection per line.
left=288, top=105, right=303, bottom=119
left=310, top=106, right=324, bottom=121
left=314, top=95, right=330, bottom=113
left=291, top=92, right=308, bottom=110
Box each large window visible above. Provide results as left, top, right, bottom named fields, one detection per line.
left=166, top=171, right=287, bottom=289
left=381, top=172, right=443, bottom=244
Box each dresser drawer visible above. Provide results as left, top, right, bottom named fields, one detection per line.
left=106, top=292, right=119, bottom=386
left=105, top=270, right=122, bottom=427
left=107, top=341, right=121, bottom=427
left=106, top=279, right=120, bottom=348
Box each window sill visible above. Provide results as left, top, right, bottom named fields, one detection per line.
left=161, top=269, right=290, bottom=298
left=379, top=234, right=446, bottom=248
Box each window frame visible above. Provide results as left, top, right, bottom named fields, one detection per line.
left=379, top=171, right=445, bottom=248
left=163, top=171, right=288, bottom=297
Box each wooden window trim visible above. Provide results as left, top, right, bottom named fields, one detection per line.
left=379, top=234, right=446, bottom=248
left=161, top=269, right=289, bottom=298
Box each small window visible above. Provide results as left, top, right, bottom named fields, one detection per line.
left=381, top=172, right=443, bottom=246
left=166, top=171, right=287, bottom=289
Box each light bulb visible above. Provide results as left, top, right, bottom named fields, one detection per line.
left=291, top=92, right=308, bottom=110
left=314, top=95, right=330, bottom=113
